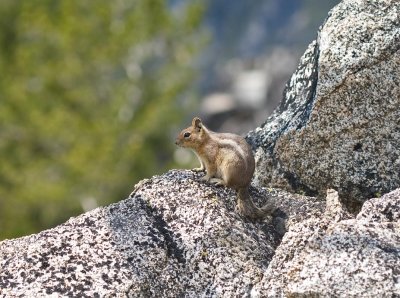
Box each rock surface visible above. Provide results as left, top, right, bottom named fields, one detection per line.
left=257, top=188, right=400, bottom=297
left=247, top=0, right=400, bottom=209
left=0, top=170, right=319, bottom=297
left=1, top=171, right=399, bottom=297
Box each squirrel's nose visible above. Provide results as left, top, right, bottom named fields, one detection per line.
left=175, top=139, right=182, bottom=146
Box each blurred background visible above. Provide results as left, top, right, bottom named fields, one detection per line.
left=0, top=0, right=339, bottom=240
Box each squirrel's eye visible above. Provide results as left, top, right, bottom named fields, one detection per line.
left=184, top=132, right=191, bottom=138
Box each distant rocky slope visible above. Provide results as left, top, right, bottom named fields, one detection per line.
left=1, top=0, right=399, bottom=297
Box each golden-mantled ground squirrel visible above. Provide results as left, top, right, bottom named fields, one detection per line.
left=176, top=117, right=271, bottom=219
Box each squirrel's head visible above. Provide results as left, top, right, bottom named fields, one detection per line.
left=175, top=117, right=207, bottom=149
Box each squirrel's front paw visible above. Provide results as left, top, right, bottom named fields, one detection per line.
left=200, top=175, right=211, bottom=182
left=192, top=167, right=205, bottom=172
left=209, top=178, right=225, bottom=187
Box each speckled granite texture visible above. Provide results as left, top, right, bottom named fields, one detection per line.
left=1, top=170, right=319, bottom=297
left=256, top=188, right=400, bottom=297
left=1, top=171, right=399, bottom=297
left=247, top=0, right=400, bottom=209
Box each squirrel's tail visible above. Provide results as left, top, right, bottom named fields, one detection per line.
left=237, top=188, right=275, bottom=219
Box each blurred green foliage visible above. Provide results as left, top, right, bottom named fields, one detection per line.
left=0, top=0, right=204, bottom=240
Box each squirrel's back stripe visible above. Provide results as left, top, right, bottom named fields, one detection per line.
left=214, top=137, right=248, bottom=169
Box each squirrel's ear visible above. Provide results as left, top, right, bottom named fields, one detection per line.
left=192, top=117, right=202, bottom=130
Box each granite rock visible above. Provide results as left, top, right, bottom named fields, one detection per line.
left=1, top=170, right=315, bottom=297
left=1, top=172, right=398, bottom=297
left=247, top=0, right=400, bottom=209
left=256, top=188, right=400, bottom=297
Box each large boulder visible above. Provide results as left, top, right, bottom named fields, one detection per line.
left=247, top=0, right=400, bottom=209
left=0, top=170, right=321, bottom=297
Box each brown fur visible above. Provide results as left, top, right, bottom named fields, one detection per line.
left=176, top=117, right=271, bottom=219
